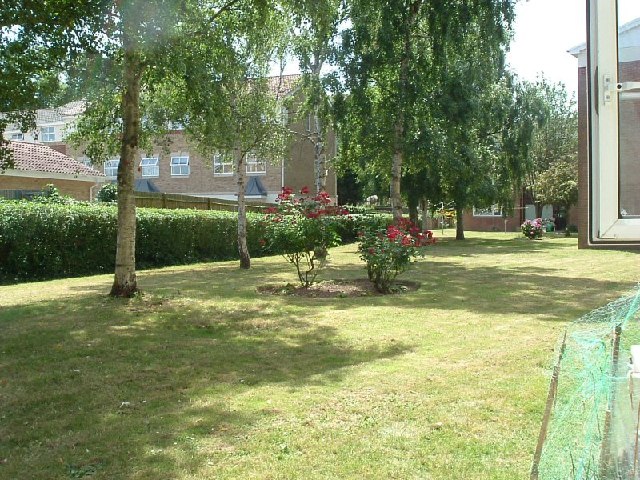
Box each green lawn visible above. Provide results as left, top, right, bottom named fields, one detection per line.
left=1, top=232, right=638, bottom=479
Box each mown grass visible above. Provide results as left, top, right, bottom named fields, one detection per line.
left=1, top=232, right=638, bottom=479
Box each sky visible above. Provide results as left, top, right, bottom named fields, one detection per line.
left=507, top=0, right=640, bottom=96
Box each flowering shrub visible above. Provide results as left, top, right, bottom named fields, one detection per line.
left=521, top=218, right=544, bottom=239
left=358, top=219, right=435, bottom=293
left=262, top=187, right=348, bottom=287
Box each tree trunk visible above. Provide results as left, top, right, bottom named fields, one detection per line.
left=420, top=198, right=429, bottom=231
left=236, top=150, right=250, bottom=269
left=408, top=194, right=419, bottom=225
left=310, top=59, right=327, bottom=195
left=390, top=0, right=423, bottom=224
left=455, top=206, right=465, bottom=240
left=535, top=202, right=543, bottom=219
left=313, top=110, right=327, bottom=194
left=110, top=13, right=142, bottom=298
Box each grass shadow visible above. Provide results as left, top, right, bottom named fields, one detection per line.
left=0, top=292, right=410, bottom=479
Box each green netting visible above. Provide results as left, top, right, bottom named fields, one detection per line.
left=535, top=287, right=640, bottom=480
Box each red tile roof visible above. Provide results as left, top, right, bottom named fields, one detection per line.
left=7, top=141, right=104, bottom=177
left=267, top=74, right=302, bottom=97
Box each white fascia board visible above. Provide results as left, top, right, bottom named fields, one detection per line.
left=1, top=169, right=107, bottom=183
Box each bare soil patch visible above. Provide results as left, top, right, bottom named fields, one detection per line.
left=257, top=279, right=420, bottom=298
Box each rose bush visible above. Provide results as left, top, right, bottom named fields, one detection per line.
left=262, top=187, right=348, bottom=287
left=521, top=218, right=544, bottom=239
left=358, top=219, right=435, bottom=293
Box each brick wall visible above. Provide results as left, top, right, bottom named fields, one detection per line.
left=462, top=202, right=523, bottom=233
left=577, top=66, right=589, bottom=247
left=0, top=175, right=97, bottom=200
left=85, top=118, right=337, bottom=201
left=284, top=119, right=338, bottom=198
left=131, top=133, right=284, bottom=197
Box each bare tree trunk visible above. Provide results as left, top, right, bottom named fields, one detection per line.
left=110, top=12, right=142, bottom=298
left=310, top=58, right=327, bottom=194
left=390, top=142, right=403, bottom=224
left=455, top=206, right=465, bottom=241
left=535, top=202, right=543, bottom=219
left=420, top=198, right=429, bottom=231
left=236, top=149, right=250, bottom=269
left=390, top=0, right=422, bottom=224
left=313, top=111, right=327, bottom=194
left=408, top=194, right=419, bottom=224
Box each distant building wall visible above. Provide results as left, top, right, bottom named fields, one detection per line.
left=0, top=175, right=97, bottom=201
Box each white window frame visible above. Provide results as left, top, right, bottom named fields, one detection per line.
left=589, top=0, right=640, bottom=243
left=170, top=155, right=190, bottom=176
left=472, top=205, right=503, bottom=217
left=245, top=152, right=266, bottom=175
left=213, top=153, right=234, bottom=176
left=280, top=107, right=289, bottom=126
left=104, top=159, right=119, bottom=178
left=10, top=132, right=24, bottom=140
left=140, top=157, right=159, bottom=177
left=40, top=126, right=56, bottom=142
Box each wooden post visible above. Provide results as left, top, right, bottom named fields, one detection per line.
left=161, top=193, right=167, bottom=209
left=599, top=324, right=622, bottom=479
left=531, top=331, right=568, bottom=480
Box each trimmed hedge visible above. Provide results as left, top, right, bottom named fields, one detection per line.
left=0, top=201, right=391, bottom=283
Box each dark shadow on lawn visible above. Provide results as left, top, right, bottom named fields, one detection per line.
left=0, top=294, right=410, bottom=479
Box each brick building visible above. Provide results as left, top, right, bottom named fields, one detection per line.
left=2, top=75, right=338, bottom=203
left=0, top=141, right=106, bottom=200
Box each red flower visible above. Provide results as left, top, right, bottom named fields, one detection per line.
left=265, top=206, right=277, bottom=214
left=386, top=225, right=402, bottom=240
left=401, top=235, right=413, bottom=246
left=300, top=186, right=310, bottom=195
left=314, top=191, right=331, bottom=205
left=368, top=247, right=375, bottom=254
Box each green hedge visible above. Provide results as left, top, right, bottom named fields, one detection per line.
left=0, top=202, right=390, bottom=283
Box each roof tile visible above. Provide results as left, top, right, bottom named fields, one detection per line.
left=7, top=141, right=104, bottom=177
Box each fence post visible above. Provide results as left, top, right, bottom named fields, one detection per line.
left=162, top=193, right=167, bottom=209
left=530, top=331, right=567, bottom=480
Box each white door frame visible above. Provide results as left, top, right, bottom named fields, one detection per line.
left=588, top=0, right=640, bottom=244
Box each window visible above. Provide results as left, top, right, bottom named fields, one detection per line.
left=78, top=157, right=93, bottom=168
left=473, top=205, right=503, bottom=217
left=41, top=126, right=55, bottom=142
left=168, top=121, right=185, bottom=131
left=10, top=132, right=23, bottom=140
left=170, top=155, right=190, bottom=176
left=140, top=157, right=159, bottom=177
left=104, top=159, right=119, bottom=178
left=587, top=0, right=640, bottom=243
left=246, top=152, right=266, bottom=175
left=213, top=153, right=234, bottom=175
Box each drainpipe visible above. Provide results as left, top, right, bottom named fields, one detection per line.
left=280, top=157, right=285, bottom=203
left=90, top=182, right=101, bottom=201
